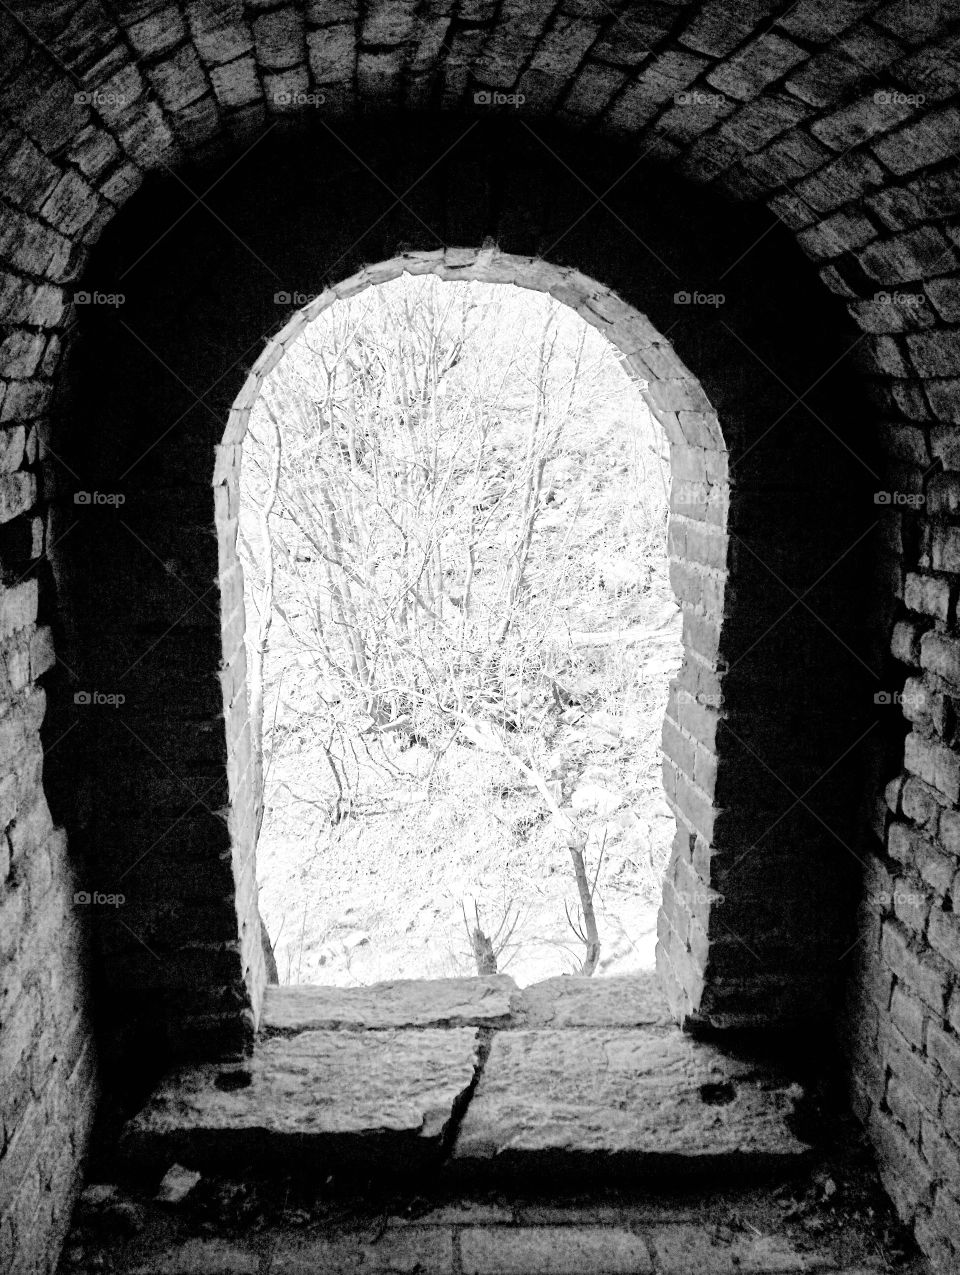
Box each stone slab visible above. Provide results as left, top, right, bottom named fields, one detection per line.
left=451, top=1030, right=811, bottom=1182
left=516, top=974, right=674, bottom=1029
left=123, top=1029, right=481, bottom=1177
left=461, top=1226, right=653, bottom=1274
left=126, top=1241, right=259, bottom=1274
left=262, top=976, right=520, bottom=1033
left=270, top=1227, right=454, bottom=1274
left=648, top=1224, right=809, bottom=1272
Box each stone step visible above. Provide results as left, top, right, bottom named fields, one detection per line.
left=122, top=975, right=812, bottom=1185
left=450, top=1028, right=810, bottom=1184
left=122, top=1027, right=482, bottom=1177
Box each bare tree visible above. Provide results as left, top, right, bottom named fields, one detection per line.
left=239, top=274, right=671, bottom=977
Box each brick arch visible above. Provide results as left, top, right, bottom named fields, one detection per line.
left=1, top=4, right=959, bottom=1271
left=221, top=245, right=727, bottom=1013
left=53, top=120, right=872, bottom=1076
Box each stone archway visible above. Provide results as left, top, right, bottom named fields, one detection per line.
left=54, top=119, right=872, bottom=1076
left=5, top=4, right=960, bottom=1269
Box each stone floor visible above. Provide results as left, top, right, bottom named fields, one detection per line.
left=59, top=1169, right=930, bottom=1274
left=121, top=975, right=810, bottom=1182
left=59, top=976, right=932, bottom=1274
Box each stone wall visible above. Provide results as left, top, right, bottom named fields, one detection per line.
left=0, top=3, right=958, bottom=1272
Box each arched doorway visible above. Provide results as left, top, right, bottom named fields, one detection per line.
left=56, top=119, right=873, bottom=1076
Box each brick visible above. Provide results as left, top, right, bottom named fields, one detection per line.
left=797, top=208, right=876, bottom=258
left=882, top=918, right=949, bottom=1011
left=873, top=105, right=960, bottom=175
left=916, top=838, right=954, bottom=899
left=679, top=1, right=776, bottom=59
left=921, top=1116, right=960, bottom=1185
left=188, top=0, right=254, bottom=65
left=0, top=581, right=38, bottom=638
left=905, top=573, right=952, bottom=622
left=926, top=277, right=960, bottom=324
left=146, top=44, right=209, bottom=111
left=921, top=631, right=960, bottom=686
left=0, top=472, right=36, bottom=523
left=887, top=1074, right=922, bottom=1141
left=253, top=8, right=306, bottom=71
left=126, top=8, right=187, bottom=60
left=893, top=883, right=930, bottom=936
left=306, top=23, right=355, bottom=84
left=707, top=33, right=808, bottom=101
left=869, top=1105, right=934, bottom=1217
left=858, top=228, right=956, bottom=286
left=930, top=526, right=960, bottom=574
left=794, top=150, right=887, bottom=213
left=901, top=778, right=942, bottom=830
left=928, top=909, right=960, bottom=968
left=462, top=1227, right=652, bottom=1274
left=928, top=1023, right=960, bottom=1091
left=931, top=1186, right=960, bottom=1251
left=811, top=91, right=915, bottom=151
left=926, top=381, right=960, bottom=427
left=891, top=618, right=924, bottom=666
left=786, top=27, right=901, bottom=108
left=907, top=331, right=960, bottom=378
left=891, top=983, right=926, bottom=1048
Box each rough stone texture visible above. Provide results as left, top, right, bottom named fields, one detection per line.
left=515, top=974, right=674, bottom=1029
left=0, top=3, right=959, bottom=1272
left=460, top=1226, right=653, bottom=1274
left=122, top=1029, right=482, bottom=1176
left=59, top=1204, right=914, bottom=1275
left=452, top=1030, right=810, bottom=1179
left=646, top=1224, right=818, bottom=1273
left=263, top=976, right=521, bottom=1033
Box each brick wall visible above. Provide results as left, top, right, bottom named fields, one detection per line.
left=0, top=175, right=98, bottom=1275
left=0, top=3, right=958, bottom=1272
left=65, top=122, right=869, bottom=1071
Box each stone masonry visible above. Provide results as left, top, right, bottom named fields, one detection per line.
left=0, top=4, right=958, bottom=1273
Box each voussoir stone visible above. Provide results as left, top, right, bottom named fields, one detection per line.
left=515, top=974, right=675, bottom=1029
left=452, top=1029, right=810, bottom=1181
left=261, top=976, right=521, bottom=1033
left=122, top=1029, right=481, bottom=1176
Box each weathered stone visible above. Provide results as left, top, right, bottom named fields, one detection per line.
left=648, top=1224, right=808, bottom=1272
left=123, top=1029, right=482, bottom=1175
left=155, top=1163, right=201, bottom=1204
left=452, top=1030, right=810, bottom=1180
left=461, top=1225, right=652, bottom=1274
left=516, top=974, right=674, bottom=1029
left=125, top=1239, right=259, bottom=1274
left=262, top=977, right=520, bottom=1033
